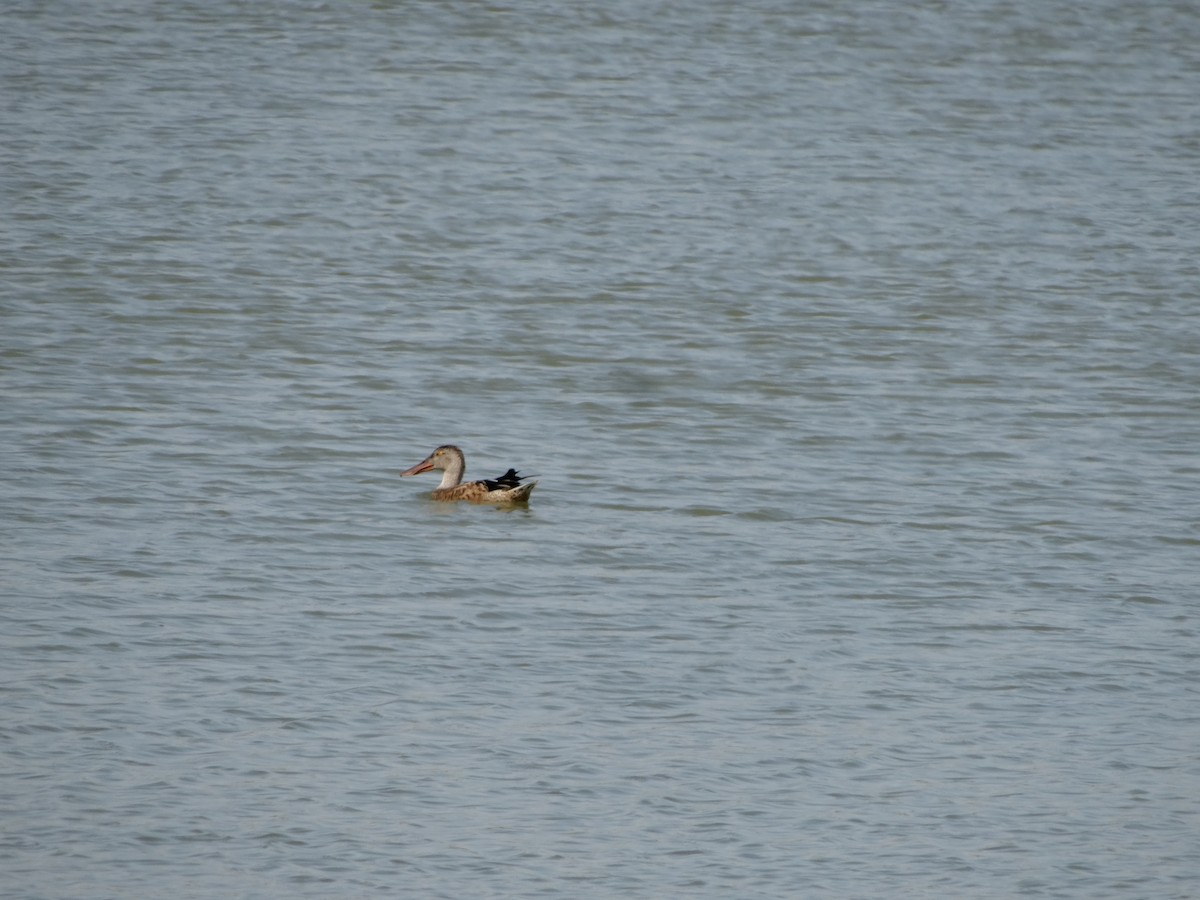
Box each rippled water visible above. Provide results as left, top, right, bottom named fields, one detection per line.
left=4, top=1, right=1199, bottom=897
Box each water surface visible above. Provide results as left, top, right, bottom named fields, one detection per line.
left=3, top=1, right=1199, bottom=897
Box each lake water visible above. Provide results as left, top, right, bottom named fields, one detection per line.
left=3, top=1, right=1199, bottom=897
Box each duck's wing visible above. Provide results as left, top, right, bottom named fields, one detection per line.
left=481, top=468, right=526, bottom=491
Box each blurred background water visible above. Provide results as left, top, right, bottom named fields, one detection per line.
left=3, top=1, right=1199, bottom=897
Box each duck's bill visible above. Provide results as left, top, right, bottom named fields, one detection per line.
left=400, top=458, right=434, bottom=476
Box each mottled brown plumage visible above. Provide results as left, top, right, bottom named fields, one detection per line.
left=400, top=445, right=536, bottom=504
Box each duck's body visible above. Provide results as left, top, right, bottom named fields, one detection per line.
left=400, top=445, right=536, bottom=504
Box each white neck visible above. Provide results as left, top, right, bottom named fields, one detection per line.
left=438, top=453, right=465, bottom=488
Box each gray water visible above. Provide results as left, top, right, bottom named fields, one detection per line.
left=3, top=1, right=1199, bottom=897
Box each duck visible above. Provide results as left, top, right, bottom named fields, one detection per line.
left=400, top=444, right=537, bottom=503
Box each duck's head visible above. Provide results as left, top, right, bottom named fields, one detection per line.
left=400, top=444, right=465, bottom=477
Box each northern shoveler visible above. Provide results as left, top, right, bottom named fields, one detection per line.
left=400, top=444, right=537, bottom=503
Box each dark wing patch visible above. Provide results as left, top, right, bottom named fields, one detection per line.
left=481, top=468, right=524, bottom=491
